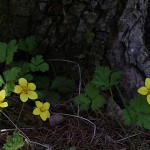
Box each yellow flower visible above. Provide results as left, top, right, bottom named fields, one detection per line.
left=138, top=78, right=150, bottom=104
left=33, top=101, right=50, bottom=121
left=0, top=90, right=8, bottom=108
left=14, top=78, right=38, bottom=102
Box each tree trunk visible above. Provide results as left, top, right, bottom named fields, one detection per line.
left=0, top=0, right=149, bottom=99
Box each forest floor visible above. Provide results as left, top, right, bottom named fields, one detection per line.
left=1, top=96, right=150, bottom=150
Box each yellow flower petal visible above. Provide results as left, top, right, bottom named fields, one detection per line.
left=0, top=90, right=5, bottom=102
left=28, top=83, right=36, bottom=90
left=35, top=101, right=43, bottom=108
left=138, top=87, right=148, bottom=95
left=147, top=94, right=150, bottom=104
left=20, top=93, right=28, bottom=102
left=45, top=110, right=50, bottom=118
left=40, top=112, right=48, bottom=121
left=43, top=102, right=50, bottom=110
left=33, top=108, right=41, bottom=115
left=13, top=85, right=22, bottom=94
left=27, top=91, right=38, bottom=100
left=0, top=102, right=8, bottom=108
left=145, top=78, right=150, bottom=88
left=19, top=78, right=27, bottom=86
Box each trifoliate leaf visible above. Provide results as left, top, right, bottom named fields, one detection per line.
left=84, top=82, right=99, bottom=99
left=92, top=66, right=111, bottom=90
left=0, top=42, right=7, bottom=62
left=91, top=95, right=105, bottom=110
left=74, top=94, right=91, bottom=111
left=74, top=81, right=106, bottom=111
left=3, top=131, right=25, bottom=150
left=51, top=76, right=74, bottom=93
left=123, top=96, right=150, bottom=129
left=3, top=67, right=21, bottom=82
left=31, top=55, right=43, bottom=65
left=6, top=39, right=18, bottom=64
left=84, top=82, right=106, bottom=110
left=30, top=55, right=49, bottom=72
left=110, top=71, right=122, bottom=87
left=92, top=66, right=122, bottom=90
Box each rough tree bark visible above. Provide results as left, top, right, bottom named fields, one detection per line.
left=107, top=0, right=149, bottom=99
left=0, top=0, right=149, bottom=99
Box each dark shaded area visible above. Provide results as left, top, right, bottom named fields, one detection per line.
left=0, top=0, right=149, bottom=99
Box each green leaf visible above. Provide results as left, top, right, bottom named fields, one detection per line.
left=92, top=66, right=111, bottom=90
left=123, top=96, right=150, bottom=129
left=122, top=109, right=137, bottom=125
left=18, top=36, right=36, bottom=54
left=39, top=62, right=49, bottom=72
left=49, top=91, right=60, bottom=106
left=6, top=39, right=18, bottom=64
left=91, top=95, right=105, bottom=110
left=92, top=66, right=122, bottom=90
left=21, top=62, right=31, bottom=74
left=22, top=74, right=33, bottom=81
left=36, top=91, right=45, bottom=100
left=110, top=71, right=122, bottom=87
left=84, top=82, right=99, bottom=99
left=4, top=82, right=15, bottom=96
left=30, top=55, right=49, bottom=72
left=31, top=55, right=43, bottom=65
left=51, top=76, right=74, bottom=93
left=30, top=63, right=38, bottom=72
left=0, top=42, right=7, bottom=62
left=18, top=39, right=26, bottom=51
left=3, top=131, right=25, bottom=150
left=0, top=75, right=4, bottom=86
left=25, top=36, right=36, bottom=52
left=128, top=96, right=150, bottom=114
left=74, top=94, right=91, bottom=111
left=3, top=67, right=21, bottom=82
left=137, top=113, right=150, bottom=129
left=0, top=40, right=18, bottom=64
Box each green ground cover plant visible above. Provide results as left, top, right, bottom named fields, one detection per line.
left=0, top=36, right=74, bottom=149
left=1, top=36, right=150, bottom=149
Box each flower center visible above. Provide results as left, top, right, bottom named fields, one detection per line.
left=40, top=106, right=46, bottom=112
left=22, top=86, right=29, bottom=94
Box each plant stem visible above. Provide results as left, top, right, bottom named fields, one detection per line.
left=109, top=88, right=135, bottom=149
left=115, top=85, right=146, bottom=150
left=17, top=103, right=24, bottom=125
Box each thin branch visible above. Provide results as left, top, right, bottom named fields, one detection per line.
left=52, top=112, right=96, bottom=142
left=46, top=59, right=82, bottom=116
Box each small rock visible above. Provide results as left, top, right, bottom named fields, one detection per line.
left=49, top=114, right=64, bottom=126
